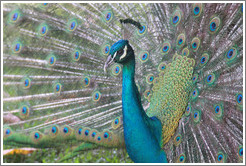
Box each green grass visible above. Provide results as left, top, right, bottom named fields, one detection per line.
left=3, top=146, right=133, bottom=163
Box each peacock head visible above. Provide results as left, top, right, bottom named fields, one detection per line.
left=104, top=39, right=134, bottom=72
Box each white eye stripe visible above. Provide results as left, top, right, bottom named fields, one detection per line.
left=119, top=45, right=128, bottom=60
left=113, top=51, right=117, bottom=60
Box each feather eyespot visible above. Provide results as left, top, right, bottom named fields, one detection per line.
left=92, top=132, right=96, bottom=137
left=78, top=128, right=82, bottom=135
left=142, top=53, right=148, bottom=60
left=182, top=47, right=189, bottom=56
left=15, top=43, right=20, bottom=52
left=192, top=43, right=196, bottom=48
left=70, top=21, right=76, bottom=30
left=101, top=44, right=110, bottom=56
left=210, top=22, right=216, bottom=31
left=185, top=104, right=191, bottom=116
left=72, top=50, right=81, bottom=61
left=191, top=88, right=199, bottom=100
left=161, top=41, right=171, bottom=55
left=21, top=77, right=31, bottom=89
left=158, top=62, right=167, bottom=72
left=225, top=47, right=238, bottom=62
left=214, top=104, right=224, bottom=119
left=24, top=79, right=29, bottom=87
left=236, top=93, right=243, bottom=105
left=193, top=4, right=203, bottom=17
left=84, top=77, right=89, bottom=85
left=103, top=10, right=113, bottom=23
left=22, top=107, right=27, bottom=114
left=238, top=146, right=243, bottom=160
left=9, top=10, right=21, bottom=23
left=191, top=37, right=200, bottom=52
left=199, top=53, right=209, bottom=67
left=12, top=13, right=19, bottom=21
left=139, top=25, right=146, bottom=34
left=192, top=74, right=198, bottom=84
left=194, top=7, right=200, bottom=15
left=6, top=129, right=11, bottom=135
left=67, top=19, right=78, bottom=31
left=139, top=51, right=149, bottom=63
left=38, top=23, right=49, bottom=36
left=144, top=90, right=152, bottom=99
left=201, top=57, right=205, bottom=63
left=137, top=24, right=147, bottom=36
left=216, top=152, right=226, bottom=163
left=50, top=57, right=54, bottom=64
left=92, top=91, right=101, bottom=102
left=106, top=12, right=111, bottom=21
left=194, top=112, right=198, bottom=118
left=81, top=75, right=90, bottom=88
left=12, top=41, right=22, bottom=53
left=84, top=130, right=89, bottom=136
left=34, top=132, right=40, bottom=139
left=105, top=46, right=109, bottom=54
left=61, top=126, right=72, bottom=138
left=114, top=119, right=119, bottom=125
left=53, top=83, right=62, bottom=93
left=75, top=51, right=79, bottom=59
left=177, top=153, right=185, bottom=163
left=111, top=64, right=122, bottom=76
left=97, top=136, right=101, bottom=141
left=104, top=132, right=109, bottom=138
left=47, top=55, right=56, bottom=66
left=239, top=148, right=243, bottom=156
left=75, top=127, right=84, bottom=140
left=163, top=46, right=169, bottom=52
left=218, top=155, right=223, bottom=161
left=193, top=110, right=201, bottom=123
left=19, top=105, right=30, bottom=119
left=173, top=16, right=179, bottom=24
left=31, top=131, right=43, bottom=143
left=112, top=117, right=122, bottom=129
left=49, top=126, right=59, bottom=138
left=209, top=17, right=221, bottom=34
left=51, top=127, right=57, bottom=133
left=174, top=134, right=182, bottom=146
left=205, top=73, right=216, bottom=85
left=41, top=26, right=46, bottom=34
left=177, top=34, right=186, bottom=47
left=146, top=74, right=155, bottom=84
left=215, top=106, right=219, bottom=114
left=171, top=10, right=182, bottom=26
left=63, top=127, right=69, bottom=133
left=4, top=128, right=12, bottom=138
left=237, top=94, right=242, bottom=104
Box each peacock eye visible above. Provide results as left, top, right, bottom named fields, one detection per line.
left=52, top=127, right=57, bottom=133
left=34, top=132, right=40, bottom=139
left=117, top=49, right=124, bottom=56
left=92, top=132, right=96, bottom=137
left=78, top=128, right=82, bottom=135
left=6, top=129, right=11, bottom=135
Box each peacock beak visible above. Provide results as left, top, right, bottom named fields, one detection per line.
left=104, top=54, right=115, bottom=73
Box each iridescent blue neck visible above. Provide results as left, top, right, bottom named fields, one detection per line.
left=121, top=54, right=167, bottom=163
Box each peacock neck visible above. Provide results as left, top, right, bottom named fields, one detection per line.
left=121, top=54, right=167, bottom=163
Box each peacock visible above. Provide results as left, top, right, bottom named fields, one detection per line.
left=2, top=2, right=244, bottom=163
